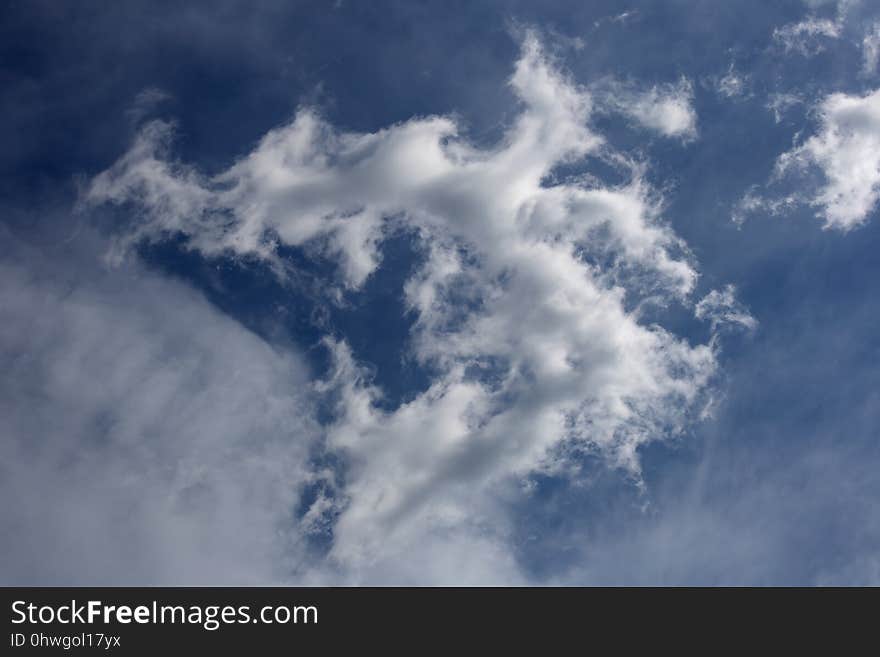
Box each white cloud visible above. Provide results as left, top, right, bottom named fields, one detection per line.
left=714, top=64, right=751, bottom=100
left=84, top=33, right=732, bottom=583
left=592, top=9, right=641, bottom=30
left=776, top=87, right=880, bottom=229
left=695, top=285, right=758, bottom=334
left=594, top=78, right=698, bottom=139
left=0, top=232, right=319, bottom=584
left=732, top=187, right=798, bottom=226
left=773, top=16, right=842, bottom=55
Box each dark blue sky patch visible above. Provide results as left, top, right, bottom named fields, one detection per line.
left=138, top=225, right=436, bottom=413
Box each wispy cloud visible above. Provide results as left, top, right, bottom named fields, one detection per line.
left=83, top=33, right=735, bottom=583
left=773, top=16, right=842, bottom=56
left=593, top=77, right=698, bottom=139
left=863, top=22, right=880, bottom=75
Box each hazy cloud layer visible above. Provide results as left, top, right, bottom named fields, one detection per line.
left=0, top=231, right=318, bottom=584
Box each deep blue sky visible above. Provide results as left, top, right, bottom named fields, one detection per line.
left=2, top=0, right=879, bottom=584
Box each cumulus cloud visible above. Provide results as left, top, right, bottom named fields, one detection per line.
left=775, top=87, right=880, bottom=229
left=0, top=231, right=319, bottom=584
left=83, top=33, right=733, bottom=583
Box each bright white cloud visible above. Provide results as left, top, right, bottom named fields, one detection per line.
left=776, top=87, right=880, bottom=229
left=85, top=33, right=735, bottom=583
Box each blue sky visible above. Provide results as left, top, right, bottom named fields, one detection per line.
left=2, top=0, right=879, bottom=584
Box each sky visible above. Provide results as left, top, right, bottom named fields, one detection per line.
left=2, top=0, right=879, bottom=585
